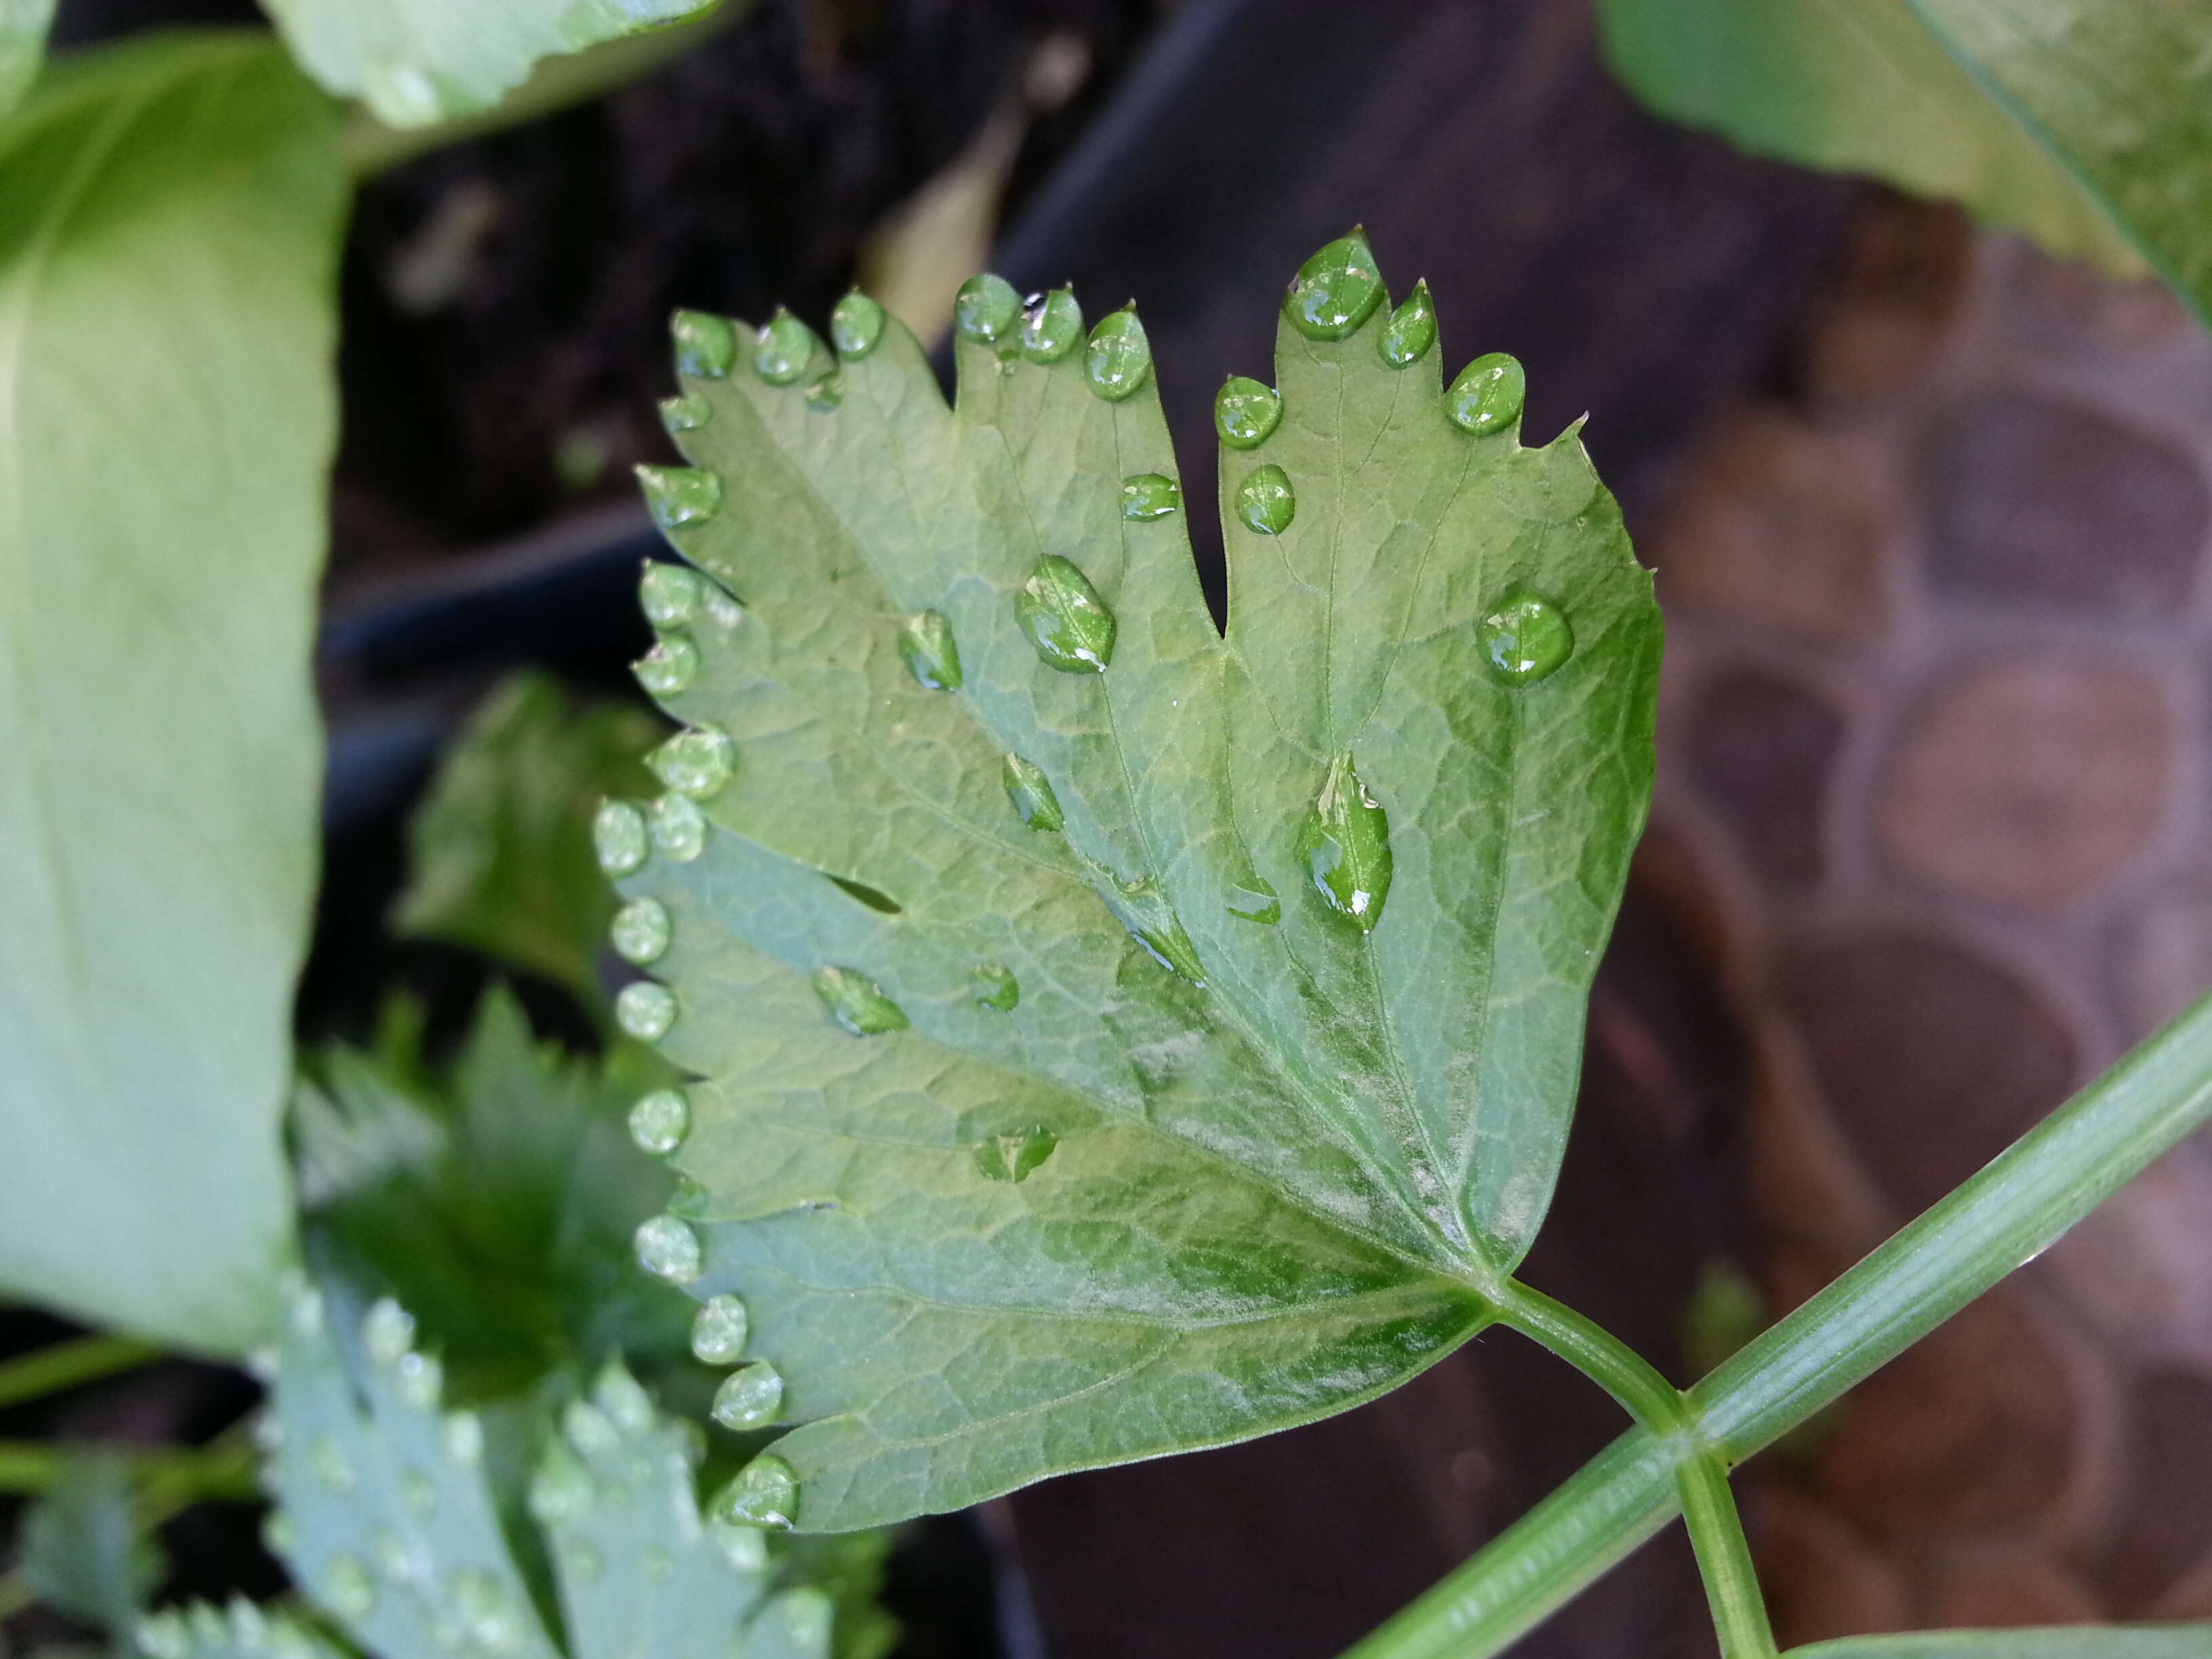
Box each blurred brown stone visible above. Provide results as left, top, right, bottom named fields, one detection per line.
left=2100, top=1370, right=2212, bottom=1614
left=1795, top=196, right=1975, bottom=409
left=2108, top=872, right=2212, bottom=1043
left=1685, top=668, right=1841, bottom=890
left=1756, top=1492, right=1910, bottom=1648
left=1926, top=1550, right=2100, bottom=1627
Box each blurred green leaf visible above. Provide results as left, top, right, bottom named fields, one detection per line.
left=0, top=0, right=53, bottom=115
left=1790, top=1629, right=2212, bottom=1656
left=20, top=1452, right=163, bottom=1648
left=134, top=1601, right=347, bottom=1659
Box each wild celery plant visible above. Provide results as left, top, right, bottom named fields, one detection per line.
left=607, top=234, right=2212, bottom=1656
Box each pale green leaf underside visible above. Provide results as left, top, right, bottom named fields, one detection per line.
left=626, top=254, right=1659, bottom=1529
left=262, top=0, right=716, bottom=126
left=0, top=33, right=342, bottom=1354
left=0, top=0, right=54, bottom=116
left=1790, top=1629, right=2212, bottom=1658
left=1595, top=0, right=2146, bottom=279
left=138, top=1600, right=349, bottom=1659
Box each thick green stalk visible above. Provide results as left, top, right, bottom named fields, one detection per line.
left=0, top=1438, right=256, bottom=1501
left=1346, top=989, right=2212, bottom=1659
left=0, top=1333, right=159, bottom=1411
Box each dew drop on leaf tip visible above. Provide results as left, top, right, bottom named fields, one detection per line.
left=659, top=392, right=710, bottom=434
left=954, top=273, right=1022, bottom=345
left=1283, top=230, right=1385, bottom=341
left=753, top=308, right=818, bottom=385
left=830, top=290, right=885, bottom=359
left=649, top=726, right=737, bottom=799
left=1380, top=281, right=1437, bottom=367
left=1021, top=288, right=1083, bottom=363
left=692, top=1293, right=750, bottom=1364
left=616, top=980, right=678, bottom=1042
left=640, top=561, right=704, bottom=629
left=629, top=1087, right=691, bottom=1155
left=671, top=309, right=737, bottom=380
left=633, top=634, right=698, bottom=697
left=1084, top=309, right=1153, bottom=400
left=1446, top=352, right=1525, bottom=436
left=638, top=464, right=723, bottom=533
left=651, top=792, right=708, bottom=861
left=715, top=1454, right=799, bottom=1530
left=1214, top=377, right=1282, bottom=449
left=594, top=800, right=649, bottom=876
left=634, top=1214, right=704, bottom=1284
left=611, top=897, right=672, bottom=965
left=711, top=1361, right=785, bottom=1431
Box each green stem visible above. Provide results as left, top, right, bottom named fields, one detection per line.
left=0, top=1438, right=258, bottom=1502
left=0, top=1334, right=161, bottom=1412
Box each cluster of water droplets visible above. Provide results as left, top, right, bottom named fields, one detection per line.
left=137, top=1597, right=329, bottom=1659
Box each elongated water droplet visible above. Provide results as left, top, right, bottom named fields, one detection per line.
left=1015, top=556, right=1117, bottom=672
left=829, top=291, right=885, bottom=359
left=753, top=308, right=818, bottom=385
left=611, top=898, right=672, bottom=965
left=1084, top=309, right=1152, bottom=400
left=1297, top=753, right=1392, bottom=930
left=974, top=1128, right=1057, bottom=1183
left=443, top=1411, right=483, bottom=1466
left=954, top=274, right=1021, bottom=344
left=1379, top=281, right=1437, bottom=367
left=363, top=1298, right=414, bottom=1365
left=395, top=1351, right=442, bottom=1410
left=1214, top=377, right=1282, bottom=449
left=616, top=981, right=677, bottom=1042
left=1446, top=352, right=1525, bottom=435
left=637, top=465, right=723, bottom=532
left=1235, top=464, right=1296, bottom=535
left=659, top=393, right=710, bottom=434
left=651, top=726, right=737, bottom=799
left=308, top=1434, right=354, bottom=1495
left=640, top=562, right=703, bottom=629
left=898, top=609, right=962, bottom=690
left=323, top=1553, right=375, bottom=1620
left=452, top=1568, right=524, bottom=1654
left=692, top=1294, right=750, bottom=1364
left=629, top=1088, right=691, bottom=1155
left=1226, top=876, right=1282, bottom=924
left=1132, top=918, right=1206, bottom=985
left=633, top=635, right=698, bottom=697
left=714, top=1454, right=799, bottom=1530
left=1002, top=755, right=1063, bottom=831
left=672, top=310, right=737, bottom=380
left=401, top=1467, right=436, bottom=1518
left=1479, top=588, right=1574, bottom=684
left=650, top=792, right=707, bottom=861
left=971, top=964, right=1019, bottom=1010
left=711, top=1362, right=785, bottom=1430
left=812, top=966, right=909, bottom=1036
left=1019, top=288, right=1082, bottom=362
left=1120, top=473, right=1180, bottom=520
left=634, top=1214, right=703, bottom=1283
left=1284, top=230, right=1385, bottom=340
left=594, top=800, right=649, bottom=877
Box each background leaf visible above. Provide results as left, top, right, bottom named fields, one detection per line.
left=1788, top=1629, right=2212, bottom=1657
left=0, top=0, right=53, bottom=115
left=20, top=1452, right=164, bottom=1648
left=135, top=1602, right=347, bottom=1659
left=0, top=33, right=344, bottom=1354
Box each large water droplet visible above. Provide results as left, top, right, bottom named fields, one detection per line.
left=899, top=609, right=963, bottom=691
left=529, top=1443, right=594, bottom=1525
left=616, top=981, right=678, bottom=1042
left=1214, top=377, right=1282, bottom=449
left=1235, top=464, right=1296, bottom=535
left=1001, top=755, right=1063, bottom=832
left=1019, top=289, right=1082, bottom=362
left=651, top=727, right=737, bottom=799
left=812, top=966, right=909, bottom=1036
left=362, top=1298, right=414, bottom=1365
left=649, top=793, right=707, bottom=861
left=753, top=309, right=819, bottom=385
left=1120, top=473, right=1180, bottom=520
left=323, top=1553, right=375, bottom=1620
left=640, top=562, right=704, bottom=629
left=954, top=274, right=1021, bottom=344
left=714, top=1454, right=799, bottom=1530
left=1479, top=588, right=1574, bottom=684
left=308, top=1434, right=354, bottom=1495
left=638, top=465, right=723, bottom=533
left=1226, top=876, right=1282, bottom=925
left=452, top=1568, right=525, bottom=1654
left=829, top=291, right=885, bottom=359
left=629, top=1088, right=690, bottom=1155
left=1015, top=556, right=1117, bottom=672
left=1445, top=352, right=1525, bottom=435
left=672, top=310, right=737, bottom=380
left=1297, top=754, right=1392, bottom=930
left=711, top=1362, right=785, bottom=1430
left=443, top=1411, right=483, bottom=1466
left=611, top=898, right=672, bottom=965
left=1084, top=309, right=1152, bottom=401
left=975, top=1128, right=1057, bottom=1183
left=659, top=393, right=710, bottom=435
left=634, top=1214, right=703, bottom=1284
left=691, top=1294, right=750, bottom=1364
left=1284, top=231, right=1385, bottom=341
left=633, top=634, right=698, bottom=697
left=971, top=964, right=1019, bottom=1010
left=594, top=800, right=649, bottom=877
left=1379, top=281, right=1437, bottom=367
left=394, top=1351, right=443, bottom=1410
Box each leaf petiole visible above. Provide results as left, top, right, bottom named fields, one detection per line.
left=0, top=1334, right=161, bottom=1413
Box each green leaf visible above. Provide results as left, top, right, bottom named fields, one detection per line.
left=390, top=670, right=663, bottom=1004
left=20, top=1451, right=164, bottom=1645
left=1788, top=1630, right=2212, bottom=1657
left=0, top=33, right=344, bottom=1355
left=0, top=0, right=53, bottom=115
left=1906, top=1, right=2212, bottom=325
left=614, top=231, right=1660, bottom=1530
left=134, top=1601, right=347, bottom=1659
left=263, top=0, right=718, bottom=127
left=1593, top=0, right=2146, bottom=278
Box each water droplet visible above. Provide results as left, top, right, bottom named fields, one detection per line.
left=260, top=1509, right=295, bottom=1558
left=898, top=609, right=963, bottom=690
left=643, top=1547, right=674, bottom=1584
left=1001, top=754, right=1064, bottom=831
left=954, top=274, right=1021, bottom=344
left=308, top=1433, right=354, bottom=1495
left=1446, top=352, right=1525, bottom=435
left=830, top=291, right=885, bottom=359
left=634, top=1214, right=703, bottom=1283
left=753, top=308, right=819, bottom=385
left=401, top=1467, right=436, bottom=1517
left=651, top=726, right=737, bottom=799
left=634, top=634, right=699, bottom=697
left=529, top=1443, right=594, bottom=1524
left=289, top=1282, right=325, bottom=1337
left=1019, top=288, right=1082, bottom=363
left=1116, top=472, right=1181, bottom=522
left=806, top=377, right=842, bottom=413
left=1235, top=464, right=1296, bottom=535
left=692, top=1294, right=750, bottom=1364
left=611, top=898, right=672, bottom=965
left=650, top=792, right=707, bottom=861
left=637, top=465, right=723, bottom=533
left=563, top=1399, right=620, bottom=1458
left=452, top=1568, right=525, bottom=1654
left=1297, top=753, right=1392, bottom=931
left=812, top=966, right=909, bottom=1036
left=714, top=1519, right=770, bottom=1571
left=371, top=1526, right=425, bottom=1586
left=1226, top=876, right=1282, bottom=924
left=394, top=1351, right=443, bottom=1410
left=593, top=800, right=649, bottom=878
left=711, top=1361, right=785, bottom=1430
left=660, top=393, right=710, bottom=434
left=362, top=1298, right=414, bottom=1365
left=672, top=310, right=737, bottom=380
left=629, top=1088, right=691, bottom=1156
left=772, top=1589, right=834, bottom=1649
left=246, top=1344, right=277, bottom=1383
left=1084, top=309, right=1152, bottom=401
left=640, top=562, right=704, bottom=629
left=138, top=1614, right=188, bottom=1659
left=616, top=981, right=678, bottom=1042
left=1015, top=555, right=1117, bottom=672
left=251, top=1412, right=284, bottom=1454
left=443, top=1411, right=483, bottom=1466
left=970, top=964, right=1020, bottom=1010
left=1214, top=377, right=1282, bottom=449
left=188, top=1604, right=226, bottom=1650
left=1132, top=918, right=1206, bottom=985
left=562, top=1540, right=603, bottom=1583
left=1284, top=230, right=1385, bottom=341
left=714, top=1454, right=799, bottom=1530
left=974, top=1128, right=1057, bottom=1183
left=1378, top=281, right=1437, bottom=367
left=668, top=1173, right=711, bottom=1217
left=323, top=1554, right=375, bottom=1620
